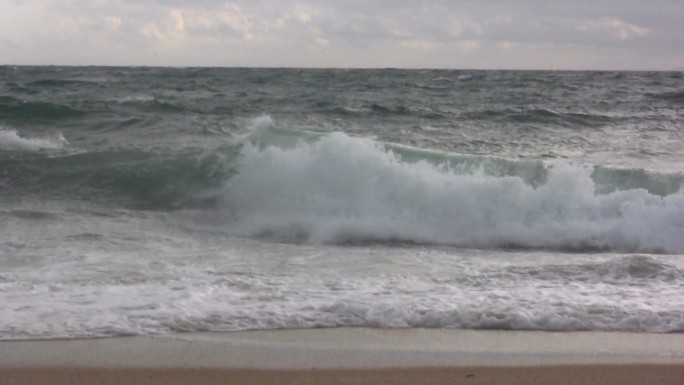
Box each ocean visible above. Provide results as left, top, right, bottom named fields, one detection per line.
left=1, top=66, right=683, bottom=339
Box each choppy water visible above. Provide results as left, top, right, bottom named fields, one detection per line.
left=1, top=66, right=683, bottom=339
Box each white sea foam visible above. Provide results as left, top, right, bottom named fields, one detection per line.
left=0, top=128, right=67, bottom=151
left=3, top=250, right=683, bottom=339
left=222, top=132, right=684, bottom=253
left=114, top=94, right=155, bottom=103
left=1, top=199, right=682, bottom=339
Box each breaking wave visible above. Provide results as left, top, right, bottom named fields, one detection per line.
left=3, top=119, right=682, bottom=253
left=0, top=128, right=67, bottom=151
left=220, top=125, right=684, bottom=253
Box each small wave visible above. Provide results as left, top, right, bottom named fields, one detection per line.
left=25, top=78, right=108, bottom=87
left=114, top=95, right=156, bottom=104
left=0, top=129, right=67, bottom=151
left=330, top=102, right=447, bottom=119
left=1, top=209, right=61, bottom=220
left=0, top=145, right=236, bottom=209
left=102, top=94, right=190, bottom=112
left=369, top=103, right=411, bottom=115
left=0, top=99, right=84, bottom=120
left=461, top=108, right=615, bottom=128
left=456, top=74, right=481, bottom=81
left=648, top=90, right=684, bottom=103
left=503, top=255, right=683, bottom=284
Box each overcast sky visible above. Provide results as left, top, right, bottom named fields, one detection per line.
left=1, top=0, right=682, bottom=70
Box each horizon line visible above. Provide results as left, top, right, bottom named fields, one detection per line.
left=1, top=63, right=682, bottom=72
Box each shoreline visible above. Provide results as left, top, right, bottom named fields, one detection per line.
left=2, top=328, right=684, bottom=384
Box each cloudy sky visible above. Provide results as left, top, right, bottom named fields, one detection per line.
left=1, top=0, right=682, bottom=70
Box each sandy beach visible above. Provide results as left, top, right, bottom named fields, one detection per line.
left=2, top=328, right=683, bottom=384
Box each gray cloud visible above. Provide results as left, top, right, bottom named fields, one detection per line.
left=0, top=0, right=682, bottom=69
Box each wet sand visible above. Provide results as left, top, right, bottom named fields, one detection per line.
left=2, top=328, right=683, bottom=384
